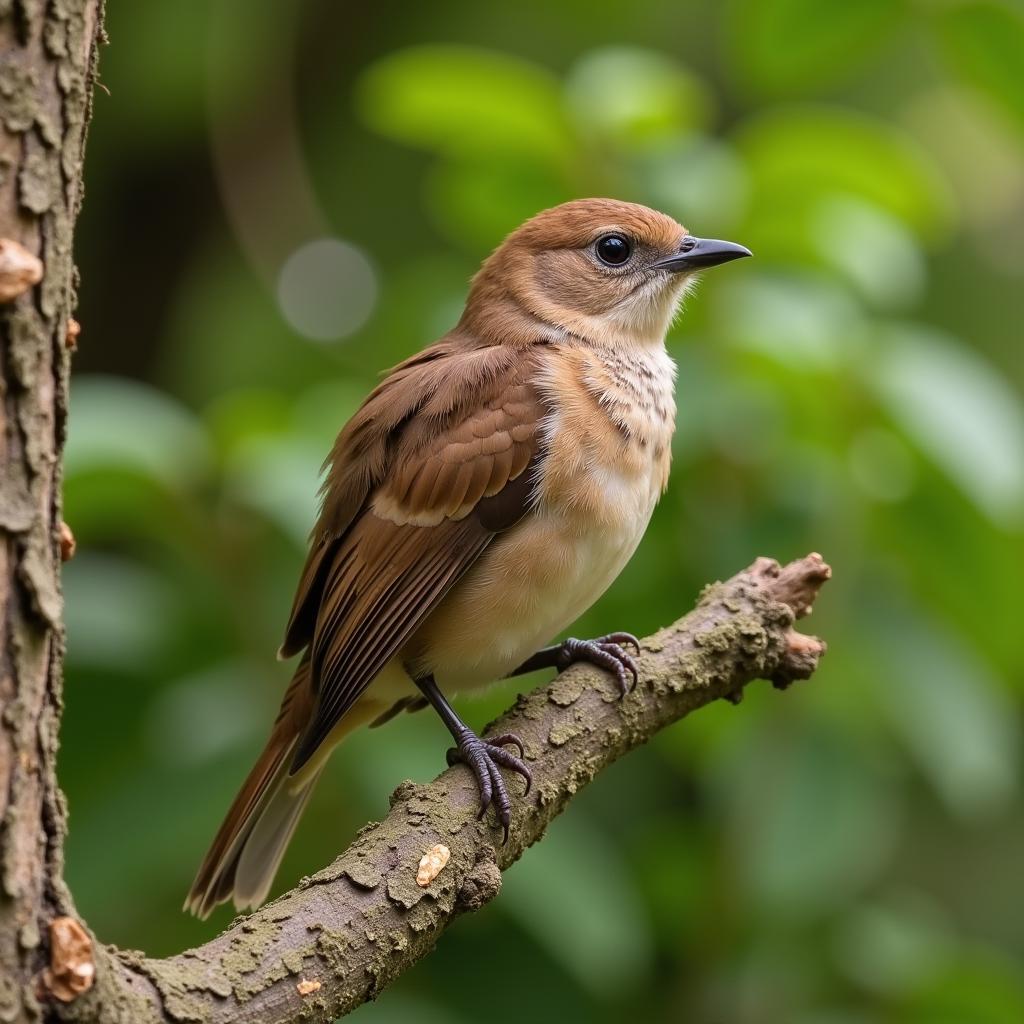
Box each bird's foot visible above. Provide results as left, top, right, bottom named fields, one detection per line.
left=554, top=633, right=640, bottom=696
left=446, top=729, right=531, bottom=843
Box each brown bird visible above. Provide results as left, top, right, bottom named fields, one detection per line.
left=185, top=198, right=750, bottom=918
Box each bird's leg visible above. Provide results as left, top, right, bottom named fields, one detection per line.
left=414, top=674, right=531, bottom=843
left=506, top=632, right=641, bottom=696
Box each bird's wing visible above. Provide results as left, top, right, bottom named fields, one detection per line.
left=286, top=343, right=545, bottom=773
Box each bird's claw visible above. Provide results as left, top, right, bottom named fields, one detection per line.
left=446, top=729, right=532, bottom=843
left=555, top=633, right=641, bottom=696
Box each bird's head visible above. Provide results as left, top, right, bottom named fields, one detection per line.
left=464, top=198, right=751, bottom=347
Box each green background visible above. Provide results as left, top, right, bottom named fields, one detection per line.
left=62, top=1, right=1024, bottom=1021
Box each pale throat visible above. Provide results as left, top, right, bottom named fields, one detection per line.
left=545, top=275, right=692, bottom=350
left=611, top=273, right=695, bottom=344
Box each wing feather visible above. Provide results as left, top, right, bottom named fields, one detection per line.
left=285, top=341, right=546, bottom=774
left=292, top=517, right=491, bottom=768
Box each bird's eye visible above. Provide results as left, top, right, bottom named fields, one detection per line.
left=595, top=234, right=632, bottom=267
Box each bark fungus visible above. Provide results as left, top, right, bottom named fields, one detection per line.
left=0, top=238, right=43, bottom=302
left=40, top=917, right=94, bottom=1002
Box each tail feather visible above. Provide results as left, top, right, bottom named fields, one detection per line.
left=185, top=659, right=319, bottom=919
left=232, top=764, right=322, bottom=912
left=184, top=656, right=391, bottom=919
left=185, top=735, right=310, bottom=919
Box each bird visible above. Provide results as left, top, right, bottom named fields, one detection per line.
left=185, top=198, right=751, bottom=918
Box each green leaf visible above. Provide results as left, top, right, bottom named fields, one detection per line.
left=499, top=815, right=653, bottom=996
left=935, top=1, right=1024, bottom=134
left=713, top=270, right=868, bottom=370
left=356, top=45, right=572, bottom=165
left=905, top=952, right=1024, bottom=1024
left=204, top=389, right=292, bottom=457
left=425, top=159, right=571, bottom=250
left=735, top=107, right=954, bottom=239
left=344, top=994, right=468, bottom=1024
left=872, top=325, right=1024, bottom=527
left=833, top=892, right=953, bottom=996
left=143, top=662, right=264, bottom=767
left=716, top=722, right=898, bottom=919
left=65, top=375, right=212, bottom=489
left=63, top=554, right=178, bottom=668
left=862, top=598, right=1020, bottom=819
left=810, top=196, right=925, bottom=309
left=224, top=434, right=323, bottom=545
left=635, top=138, right=749, bottom=230
left=565, top=47, right=711, bottom=148
left=726, top=0, right=904, bottom=93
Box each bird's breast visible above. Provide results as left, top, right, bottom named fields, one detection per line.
left=403, top=341, right=676, bottom=691
left=407, top=503, right=652, bottom=692
left=535, top=341, right=677, bottom=530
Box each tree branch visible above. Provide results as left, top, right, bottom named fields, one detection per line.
left=57, top=553, right=830, bottom=1024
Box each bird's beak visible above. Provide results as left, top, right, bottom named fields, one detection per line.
left=654, top=236, right=753, bottom=272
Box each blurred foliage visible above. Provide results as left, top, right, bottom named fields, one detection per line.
left=60, top=0, right=1024, bottom=1021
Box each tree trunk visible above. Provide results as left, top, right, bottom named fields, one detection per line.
left=0, top=3, right=104, bottom=1020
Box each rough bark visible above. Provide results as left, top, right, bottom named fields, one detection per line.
left=0, top=5, right=832, bottom=1021
left=54, top=553, right=830, bottom=1024
left=0, top=2, right=103, bottom=1021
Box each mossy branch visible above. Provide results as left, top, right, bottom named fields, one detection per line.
left=55, top=553, right=830, bottom=1024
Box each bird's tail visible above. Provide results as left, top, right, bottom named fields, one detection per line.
left=185, top=660, right=321, bottom=919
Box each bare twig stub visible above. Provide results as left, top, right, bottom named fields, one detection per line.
left=55, top=554, right=829, bottom=1024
